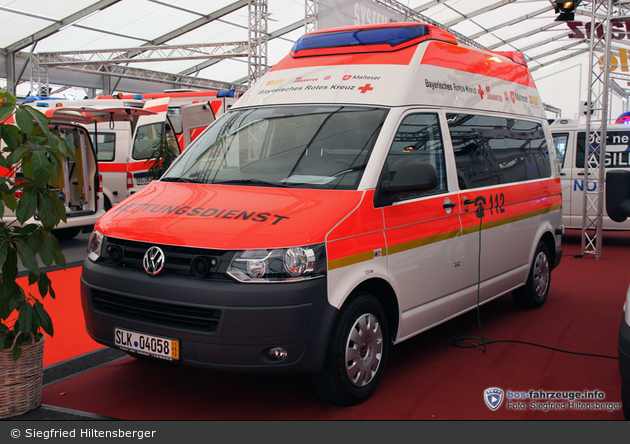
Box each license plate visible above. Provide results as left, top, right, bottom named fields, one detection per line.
left=114, top=328, right=179, bottom=360
left=135, top=176, right=150, bottom=186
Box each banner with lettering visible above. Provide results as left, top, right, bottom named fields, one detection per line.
left=318, top=0, right=407, bottom=30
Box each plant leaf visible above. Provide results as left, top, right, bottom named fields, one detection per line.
left=12, top=345, right=22, bottom=361
left=51, top=234, right=66, bottom=270
left=15, top=107, right=34, bottom=135
left=15, top=187, right=38, bottom=224
left=1, top=246, right=18, bottom=285
left=0, top=104, right=14, bottom=122
left=16, top=239, right=40, bottom=277
left=23, top=106, right=51, bottom=135
left=34, top=300, right=53, bottom=337
left=38, top=231, right=55, bottom=267
left=31, top=149, right=52, bottom=187
left=0, top=123, right=20, bottom=150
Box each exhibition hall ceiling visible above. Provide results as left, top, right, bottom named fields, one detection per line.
left=1, top=0, right=629, bottom=92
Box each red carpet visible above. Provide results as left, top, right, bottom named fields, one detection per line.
left=39, top=230, right=628, bottom=419
left=17, top=266, right=104, bottom=367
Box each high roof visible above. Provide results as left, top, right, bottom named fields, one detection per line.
left=1, top=0, right=629, bottom=112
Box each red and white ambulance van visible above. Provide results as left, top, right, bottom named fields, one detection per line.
left=81, top=23, right=563, bottom=405
left=97, top=90, right=239, bottom=197
left=4, top=102, right=156, bottom=238
left=27, top=91, right=238, bottom=211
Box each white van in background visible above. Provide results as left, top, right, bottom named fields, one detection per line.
left=97, top=90, right=239, bottom=197
left=7, top=102, right=156, bottom=238
left=550, top=119, right=630, bottom=230
left=27, top=90, right=239, bottom=210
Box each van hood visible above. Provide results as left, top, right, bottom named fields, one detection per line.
left=95, top=181, right=365, bottom=249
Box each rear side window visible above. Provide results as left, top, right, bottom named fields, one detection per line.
left=90, top=132, right=116, bottom=161
left=447, top=113, right=551, bottom=190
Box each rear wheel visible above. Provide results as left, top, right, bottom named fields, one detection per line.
left=311, top=292, right=389, bottom=406
left=512, top=241, right=551, bottom=309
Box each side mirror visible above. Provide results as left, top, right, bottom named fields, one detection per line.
left=384, top=161, right=439, bottom=195
left=605, top=170, right=630, bottom=222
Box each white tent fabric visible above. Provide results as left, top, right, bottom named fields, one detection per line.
left=1, top=0, right=629, bottom=119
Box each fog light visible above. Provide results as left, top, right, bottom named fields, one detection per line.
left=267, top=347, right=288, bottom=361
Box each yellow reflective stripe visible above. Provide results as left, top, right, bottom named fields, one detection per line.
left=461, top=204, right=562, bottom=235
left=327, top=204, right=561, bottom=271
left=328, top=249, right=385, bottom=271
left=386, top=229, right=460, bottom=255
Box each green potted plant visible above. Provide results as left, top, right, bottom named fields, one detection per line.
left=146, top=126, right=179, bottom=181
left=0, top=89, right=71, bottom=418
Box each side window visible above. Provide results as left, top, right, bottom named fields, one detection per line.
left=447, top=113, right=551, bottom=189
left=384, top=113, right=446, bottom=200
left=447, top=114, right=504, bottom=189
left=552, top=132, right=569, bottom=168
left=90, top=132, right=116, bottom=162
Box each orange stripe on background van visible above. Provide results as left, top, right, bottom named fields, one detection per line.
left=144, top=104, right=168, bottom=113
left=98, top=163, right=128, bottom=173
left=127, top=161, right=151, bottom=172
left=421, top=41, right=537, bottom=88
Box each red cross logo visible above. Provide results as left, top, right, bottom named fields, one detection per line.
left=477, top=85, right=484, bottom=99
left=358, top=84, right=374, bottom=94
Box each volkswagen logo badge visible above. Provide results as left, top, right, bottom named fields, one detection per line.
left=143, top=246, right=165, bottom=276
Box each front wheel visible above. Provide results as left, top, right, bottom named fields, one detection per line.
left=512, top=241, right=551, bottom=309
left=310, top=293, right=389, bottom=406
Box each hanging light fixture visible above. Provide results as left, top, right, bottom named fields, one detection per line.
left=550, top=1, right=583, bottom=21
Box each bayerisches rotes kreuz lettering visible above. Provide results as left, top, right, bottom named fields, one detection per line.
left=115, top=203, right=290, bottom=225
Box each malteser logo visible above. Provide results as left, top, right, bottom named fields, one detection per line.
left=343, top=75, right=352, bottom=81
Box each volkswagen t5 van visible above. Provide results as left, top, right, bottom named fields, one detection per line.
left=81, top=23, right=563, bottom=406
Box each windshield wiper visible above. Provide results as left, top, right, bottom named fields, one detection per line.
left=161, top=177, right=206, bottom=184
left=212, top=179, right=288, bottom=187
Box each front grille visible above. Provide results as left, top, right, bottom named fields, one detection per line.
left=102, top=237, right=235, bottom=280
left=91, top=290, right=221, bottom=333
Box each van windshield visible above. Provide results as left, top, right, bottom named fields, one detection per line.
left=162, top=105, right=388, bottom=190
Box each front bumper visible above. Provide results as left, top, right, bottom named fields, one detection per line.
left=81, top=258, right=337, bottom=374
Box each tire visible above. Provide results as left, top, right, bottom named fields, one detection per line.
left=104, top=196, right=112, bottom=212
left=310, top=292, right=389, bottom=406
left=512, top=241, right=551, bottom=309
left=52, top=227, right=82, bottom=240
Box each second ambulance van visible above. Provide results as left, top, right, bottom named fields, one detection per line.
left=81, top=23, right=564, bottom=406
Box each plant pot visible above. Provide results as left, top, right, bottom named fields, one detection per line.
left=0, top=334, right=45, bottom=419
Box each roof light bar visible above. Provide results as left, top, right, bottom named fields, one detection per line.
left=292, top=25, right=431, bottom=54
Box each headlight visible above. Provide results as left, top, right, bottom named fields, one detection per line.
left=87, top=230, right=104, bottom=262
left=227, top=243, right=326, bottom=283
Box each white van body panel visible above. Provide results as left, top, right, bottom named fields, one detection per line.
left=551, top=118, right=630, bottom=230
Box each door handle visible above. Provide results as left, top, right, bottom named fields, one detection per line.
left=443, top=202, right=456, bottom=209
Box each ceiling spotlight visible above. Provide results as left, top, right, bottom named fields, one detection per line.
left=551, top=1, right=582, bottom=21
